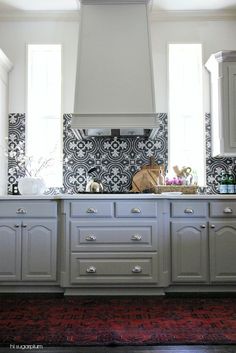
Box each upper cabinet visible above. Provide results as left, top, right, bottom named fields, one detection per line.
left=205, top=51, right=236, bottom=157
left=0, top=49, right=12, bottom=195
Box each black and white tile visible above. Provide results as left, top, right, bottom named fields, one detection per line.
left=8, top=113, right=26, bottom=194
left=63, top=113, right=168, bottom=193
left=205, top=113, right=236, bottom=194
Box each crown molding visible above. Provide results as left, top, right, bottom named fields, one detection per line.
left=151, top=9, right=236, bottom=21
left=0, top=9, right=236, bottom=22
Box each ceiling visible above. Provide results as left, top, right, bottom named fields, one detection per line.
left=0, top=0, right=236, bottom=12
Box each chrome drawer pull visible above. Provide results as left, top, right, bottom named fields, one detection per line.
left=86, top=266, right=96, bottom=273
left=14, top=224, right=20, bottom=228
left=211, top=224, right=215, bottom=229
left=223, top=207, right=233, bottom=214
left=86, top=208, right=98, bottom=214
left=184, top=208, right=194, bottom=214
left=22, top=224, right=27, bottom=228
left=131, top=234, right=142, bottom=241
left=131, top=208, right=141, bottom=214
left=16, top=208, right=27, bottom=215
left=200, top=225, right=206, bottom=229
left=85, top=235, right=96, bottom=241
left=132, top=265, right=142, bottom=273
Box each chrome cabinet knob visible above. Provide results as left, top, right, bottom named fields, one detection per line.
left=16, top=208, right=27, bottom=215
left=211, top=224, right=215, bottom=229
left=131, top=208, right=141, bottom=214
left=132, top=265, right=142, bottom=273
left=184, top=208, right=194, bottom=214
left=131, top=234, right=142, bottom=241
left=85, top=235, right=96, bottom=241
left=223, top=207, right=233, bottom=214
left=14, top=224, right=20, bottom=228
left=86, top=266, right=96, bottom=273
left=22, top=224, right=27, bottom=228
left=200, top=224, right=206, bottom=229
left=86, top=208, right=97, bottom=214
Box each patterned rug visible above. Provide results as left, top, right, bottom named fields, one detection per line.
left=0, top=296, right=236, bottom=346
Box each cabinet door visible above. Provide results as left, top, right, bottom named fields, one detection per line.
left=171, top=221, right=208, bottom=283
left=0, top=221, right=21, bottom=281
left=210, top=221, right=236, bottom=282
left=22, top=220, right=57, bottom=281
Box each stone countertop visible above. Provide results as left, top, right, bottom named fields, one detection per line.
left=1, top=193, right=236, bottom=200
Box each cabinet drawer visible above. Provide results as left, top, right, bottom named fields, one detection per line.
left=70, top=220, right=158, bottom=251
left=70, top=253, right=158, bottom=284
left=70, top=201, right=114, bottom=218
left=0, top=201, right=57, bottom=218
left=115, top=201, right=156, bottom=218
left=171, top=201, right=207, bottom=218
left=210, top=201, right=236, bottom=217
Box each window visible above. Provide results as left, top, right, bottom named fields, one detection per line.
left=27, top=44, right=62, bottom=187
left=168, top=44, right=204, bottom=185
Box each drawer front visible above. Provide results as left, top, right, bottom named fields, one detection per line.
left=70, top=201, right=114, bottom=218
left=115, top=201, right=156, bottom=218
left=70, top=220, right=158, bottom=251
left=171, top=201, right=208, bottom=218
left=210, top=201, right=236, bottom=217
left=0, top=201, right=57, bottom=218
left=70, top=253, right=158, bottom=284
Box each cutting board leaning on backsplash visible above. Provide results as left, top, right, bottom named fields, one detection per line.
left=131, top=157, right=164, bottom=192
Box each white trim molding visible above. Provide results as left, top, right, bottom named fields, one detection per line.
left=151, top=9, right=236, bottom=21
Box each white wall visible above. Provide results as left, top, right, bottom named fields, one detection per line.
left=0, top=18, right=236, bottom=114
left=0, top=20, right=78, bottom=113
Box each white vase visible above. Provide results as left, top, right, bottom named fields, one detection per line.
left=18, top=177, right=46, bottom=195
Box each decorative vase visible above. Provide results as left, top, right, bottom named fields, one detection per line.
left=18, top=177, right=46, bottom=195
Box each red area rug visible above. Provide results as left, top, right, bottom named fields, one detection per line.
left=0, top=296, right=236, bottom=346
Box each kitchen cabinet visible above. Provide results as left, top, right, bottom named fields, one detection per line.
left=209, top=221, right=236, bottom=282
left=0, top=201, right=58, bottom=282
left=0, top=49, right=12, bottom=195
left=62, top=199, right=163, bottom=291
left=171, top=220, right=208, bottom=283
left=205, top=50, right=236, bottom=156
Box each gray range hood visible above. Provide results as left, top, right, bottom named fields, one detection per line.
left=72, top=0, right=159, bottom=139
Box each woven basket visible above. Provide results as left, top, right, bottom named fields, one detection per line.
left=155, top=185, right=198, bottom=194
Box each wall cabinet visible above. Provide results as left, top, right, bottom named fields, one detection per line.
left=0, top=201, right=58, bottom=282
left=205, top=50, right=236, bottom=156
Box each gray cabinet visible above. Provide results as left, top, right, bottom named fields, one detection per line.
left=63, top=199, right=160, bottom=288
left=0, top=221, right=21, bottom=281
left=205, top=50, right=236, bottom=156
left=171, top=221, right=208, bottom=283
left=0, top=201, right=57, bottom=283
left=22, top=220, right=57, bottom=281
left=209, top=221, right=236, bottom=282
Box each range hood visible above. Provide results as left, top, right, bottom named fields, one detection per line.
left=72, top=0, right=159, bottom=139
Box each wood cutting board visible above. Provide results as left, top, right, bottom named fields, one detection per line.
left=131, top=157, right=164, bottom=192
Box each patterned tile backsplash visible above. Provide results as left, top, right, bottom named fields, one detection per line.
left=7, top=112, right=236, bottom=194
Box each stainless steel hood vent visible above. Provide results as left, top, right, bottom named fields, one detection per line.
left=72, top=0, right=158, bottom=139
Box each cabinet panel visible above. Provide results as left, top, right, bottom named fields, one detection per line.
left=171, top=201, right=207, bottom=218
left=70, top=252, right=158, bottom=284
left=171, top=221, right=208, bottom=283
left=210, top=221, right=236, bottom=282
left=70, top=220, right=157, bottom=251
left=0, top=222, right=21, bottom=281
left=116, top=201, right=157, bottom=218
left=210, top=201, right=236, bottom=218
left=70, top=201, right=114, bottom=218
left=22, top=220, right=57, bottom=281
left=0, top=201, right=57, bottom=218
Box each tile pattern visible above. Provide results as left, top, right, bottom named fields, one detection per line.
left=7, top=113, right=26, bottom=194
left=63, top=113, right=168, bottom=193
left=205, top=113, right=236, bottom=194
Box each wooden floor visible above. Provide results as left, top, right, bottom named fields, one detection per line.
left=1, top=346, right=236, bottom=353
